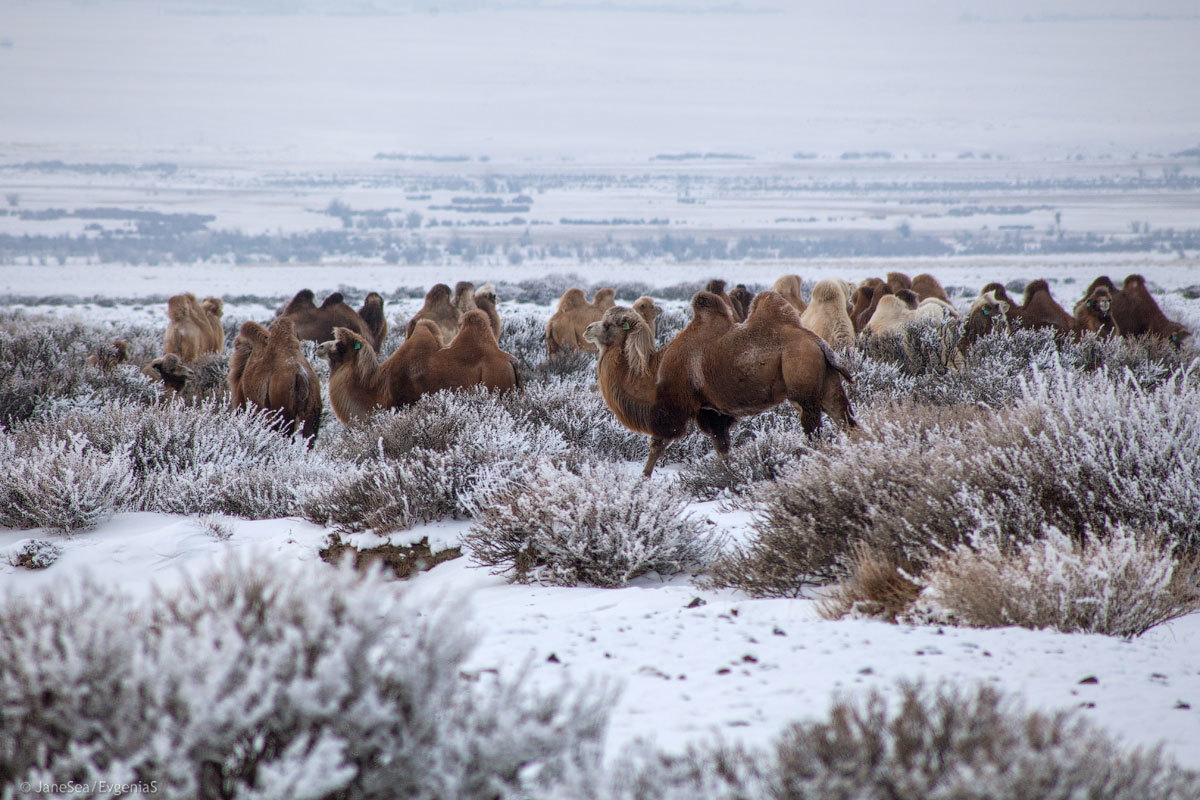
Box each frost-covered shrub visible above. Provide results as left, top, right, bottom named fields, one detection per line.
left=0, top=555, right=612, bottom=799
left=0, top=431, right=133, bottom=533
left=712, top=368, right=1200, bottom=596
left=593, top=682, right=1200, bottom=800
left=914, top=527, right=1200, bottom=637
left=301, top=456, right=465, bottom=535
left=677, top=429, right=813, bottom=501
left=466, top=461, right=720, bottom=587
left=6, top=539, right=63, bottom=569
left=499, top=311, right=553, bottom=371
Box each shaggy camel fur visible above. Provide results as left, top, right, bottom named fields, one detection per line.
left=594, top=290, right=857, bottom=476
left=854, top=283, right=893, bottom=332
left=912, top=273, right=950, bottom=303
left=319, top=310, right=520, bottom=424
left=1112, top=274, right=1192, bottom=347
left=474, top=284, right=502, bottom=341
left=200, top=296, right=225, bottom=353
left=958, top=290, right=1009, bottom=354
left=864, top=295, right=957, bottom=336
left=278, top=289, right=383, bottom=350
left=1020, top=279, right=1074, bottom=334
left=849, top=278, right=883, bottom=328
left=772, top=274, right=807, bottom=314
left=1072, top=285, right=1119, bottom=338
left=405, top=283, right=461, bottom=345
left=545, top=287, right=616, bottom=356
left=632, top=295, right=663, bottom=338
left=800, top=279, right=856, bottom=350
left=886, top=271, right=913, bottom=293
left=705, top=280, right=744, bottom=321
left=453, top=281, right=478, bottom=315
left=729, top=285, right=755, bottom=321
left=229, top=317, right=322, bottom=440
left=358, top=292, right=388, bottom=349
left=89, top=339, right=130, bottom=372
left=164, top=293, right=222, bottom=362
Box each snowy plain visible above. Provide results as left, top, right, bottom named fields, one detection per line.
left=4, top=0, right=1200, bottom=780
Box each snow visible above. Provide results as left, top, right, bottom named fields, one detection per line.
left=4, top=505, right=1199, bottom=768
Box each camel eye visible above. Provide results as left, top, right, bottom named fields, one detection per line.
left=622, top=321, right=630, bottom=331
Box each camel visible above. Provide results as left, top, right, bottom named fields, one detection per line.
left=404, top=283, right=460, bottom=345
left=453, top=281, right=478, bottom=315
left=864, top=294, right=957, bottom=336
left=912, top=273, right=950, bottom=303
left=229, top=317, right=322, bottom=441
left=278, top=289, right=383, bottom=350
left=958, top=290, right=1009, bottom=354
left=1112, top=274, right=1191, bottom=347
left=800, top=279, right=855, bottom=350
left=358, top=292, right=388, bottom=350
left=200, top=296, right=225, bottom=353
left=1072, top=285, right=1119, bottom=338
left=474, top=283, right=502, bottom=341
left=586, top=291, right=858, bottom=476
left=1073, top=276, right=1118, bottom=318
left=319, top=310, right=520, bottom=424
left=88, top=339, right=130, bottom=372
left=705, top=279, right=745, bottom=321
left=772, top=274, right=807, bottom=314
left=886, top=271, right=913, bottom=293
left=1020, top=279, right=1074, bottom=334
left=145, top=352, right=227, bottom=404
left=849, top=278, right=884, bottom=329
left=164, top=293, right=221, bottom=362
left=545, top=287, right=616, bottom=356
left=854, top=282, right=893, bottom=332
left=729, top=285, right=755, bottom=321
left=632, top=295, right=663, bottom=338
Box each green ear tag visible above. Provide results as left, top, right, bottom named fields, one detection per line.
left=353, top=342, right=361, bottom=350
left=1086, top=302, right=1093, bottom=308
left=982, top=309, right=990, bottom=316
left=622, top=321, right=630, bottom=330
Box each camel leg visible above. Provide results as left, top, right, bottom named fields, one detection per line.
left=821, top=380, right=858, bottom=431
left=695, top=408, right=736, bottom=461
left=790, top=399, right=822, bottom=437
left=642, top=437, right=667, bottom=477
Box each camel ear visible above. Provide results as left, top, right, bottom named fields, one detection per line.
left=623, top=320, right=653, bottom=377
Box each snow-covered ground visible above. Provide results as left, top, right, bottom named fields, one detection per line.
left=3, top=508, right=1199, bottom=768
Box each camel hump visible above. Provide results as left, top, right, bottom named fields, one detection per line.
left=981, top=282, right=1009, bottom=303
left=321, top=292, right=346, bottom=308
left=745, top=290, right=799, bottom=324
left=269, top=315, right=298, bottom=343
left=167, top=293, right=195, bottom=321
left=705, top=279, right=727, bottom=294
left=459, top=309, right=493, bottom=336
left=238, top=320, right=270, bottom=345
left=558, top=288, right=587, bottom=312
left=1023, top=279, right=1051, bottom=306
left=283, top=289, right=317, bottom=314
left=895, top=289, right=919, bottom=309
left=1123, top=273, right=1146, bottom=289
left=810, top=279, right=844, bottom=305
left=690, top=290, right=735, bottom=322
left=428, top=283, right=452, bottom=301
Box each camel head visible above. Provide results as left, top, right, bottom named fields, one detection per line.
left=1166, top=323, right=1192, bottom=350
left=166, top=293, right=197, bottom=322
left=1082, top=286, right=1113, bottom=319
left=584, top=306, right=654, bottom=376
left=317, top=326, right=374, bottom=370
left=632, top=295, right=663, bottom=326
left=150, top=353, right=195, bottom=391
left=969, top=290, right=1009, bottom=328
left=475, top=283, right=497, bottom=304
left=362, top=291, right=384, bottom=308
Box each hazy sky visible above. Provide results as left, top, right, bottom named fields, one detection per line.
left=3, top=0, right=1198, bottom=161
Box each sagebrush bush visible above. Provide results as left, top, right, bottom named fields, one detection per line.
left=591, top=681, right=1200, bottom=800
left=0, top=554, right=612, bottom=799
left=6, top=539, right=63, bottom=569
left=712, top=367, right=1200, bottom=596
left=677, top=429, right=813, bottom=501
left=914, top=526, right=1200, bottom=636
left=465, top=461, right=720, bottom=587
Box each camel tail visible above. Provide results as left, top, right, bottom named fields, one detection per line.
left=817, top=336, right=854, bottom=384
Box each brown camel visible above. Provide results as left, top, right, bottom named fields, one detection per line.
left=474, top=283, right=502, bottom=341
left=1072, top=285, right=1119, bottom=338
left=632, top=295, right=663, bottom=338
left=405, top=283, right=461, bottom=345
left=1112, top=274, right=1191, bottom=347
left=729, top=285, right=755, bottom=321
left=912, top=273, right=950, bottom=303
left=849, top=278, right=883, bottom=328
left=886, top=271, right=913, bottom=293
left=705, top=279, right=746, bottom=321
left=358, top=292, right=388, bottom=350
left=164, top=293, right=221, bottom=362
left=278, top=289, right=382, bottom=350
left=1020, top=279, right=1074, bottom=334
left=545, top=286, right=616, bottom=356
left=772, top=274, right=807, bottom=314
left=588, top=291, right=857, bottom=476
left=200, top=296, right=225, bottom=353
left=853, top=282, right=893, bottom=332
left=453, top=281, right=478, bottom=315
left=958, top=290, right=1009, bottom=354
left=319, top=309, right=520, bottom=424
left=229, top=317, right=322, bottom=441
left=88, top=339, right=130, bottom=372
